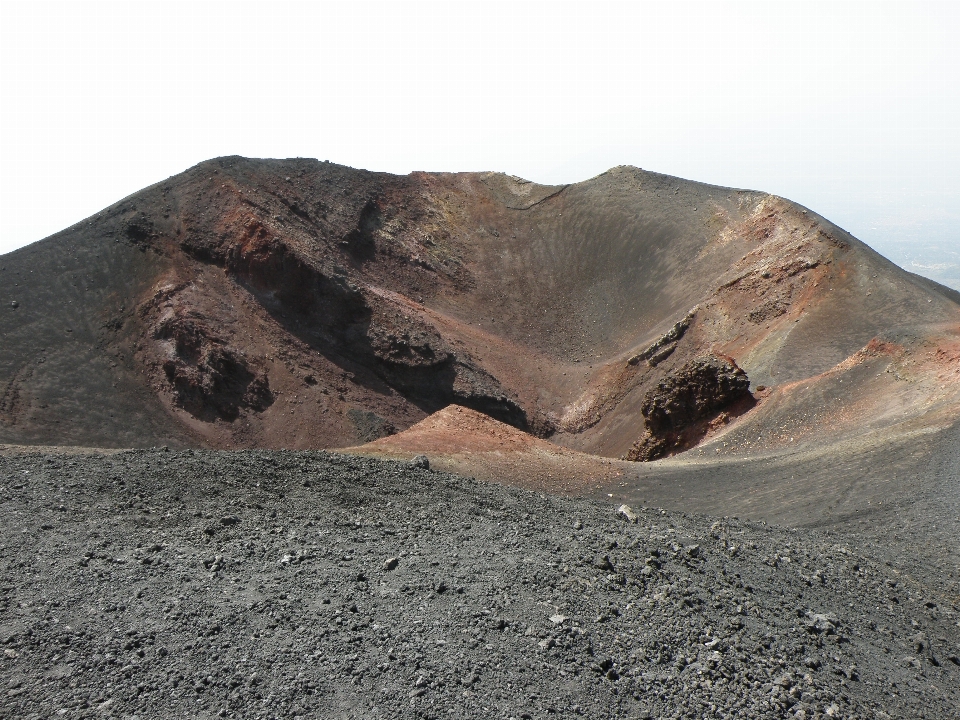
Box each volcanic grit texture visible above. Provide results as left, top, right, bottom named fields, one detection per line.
left=1, top=449, right=958, bottom=720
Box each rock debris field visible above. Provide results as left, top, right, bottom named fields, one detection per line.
left=1, top=449, right=959, bottom=719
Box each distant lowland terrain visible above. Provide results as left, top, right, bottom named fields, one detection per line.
left=873, top=240, right=960, bottom=292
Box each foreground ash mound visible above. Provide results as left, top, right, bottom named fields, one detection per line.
left=2, top=449, right=958, bottom=719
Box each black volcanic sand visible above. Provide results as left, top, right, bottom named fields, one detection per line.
left=2, top=450, right=959, bottom=719
left=612, top=420, right=960, bottom=602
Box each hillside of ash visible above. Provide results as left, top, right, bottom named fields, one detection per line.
left=2, top=156, right=960, bottom=469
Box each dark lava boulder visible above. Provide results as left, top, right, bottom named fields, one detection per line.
left=625, top=355, right=753, bottom=461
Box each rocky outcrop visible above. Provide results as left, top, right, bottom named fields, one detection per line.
left=625, top=355, right=753, bottom=461
left=628, top=308, right=697, bottom=368
left=171, top=187, right=530, bottom=431
left=161, top=344, right=272, bottom=421
left=152, top=313, right=273, bottom=421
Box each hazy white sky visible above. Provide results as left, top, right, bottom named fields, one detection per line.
left=2, top=0, right=959, bottom=267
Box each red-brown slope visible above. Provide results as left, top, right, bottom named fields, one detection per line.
left=341, top=404, right=629, bottom=494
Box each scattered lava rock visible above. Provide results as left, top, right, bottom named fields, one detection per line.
left=410, top=453, right=430, bottom=469
left=0, top=449, right=957, bottom=719
left=625, top=355, right=753, bottom=461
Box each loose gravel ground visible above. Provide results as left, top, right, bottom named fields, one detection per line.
left=1, top=449, right=959, bottom=719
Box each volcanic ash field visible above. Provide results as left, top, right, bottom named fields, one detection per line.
left=1, top=449, right=959, bottom=720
